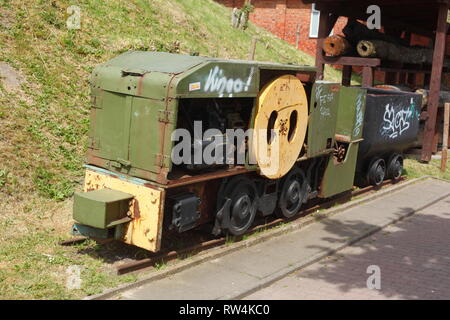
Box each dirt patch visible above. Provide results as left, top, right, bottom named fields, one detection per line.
left=0, top=8, right=15, bottom=29
left=0, top=62, right=24, bottom=93
left=163, top=0, right=188, bottom=25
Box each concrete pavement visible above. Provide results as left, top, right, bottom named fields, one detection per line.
left=245, top=193, right=450, bottom=300
left=112, top=178, right=450, bottom=300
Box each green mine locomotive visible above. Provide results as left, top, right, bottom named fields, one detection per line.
left=72, top=51, right=421, bottom=252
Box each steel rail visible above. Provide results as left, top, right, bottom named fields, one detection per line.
left=115, top=177, right=405, bottom=275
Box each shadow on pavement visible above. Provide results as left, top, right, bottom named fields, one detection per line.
left=296, top=203, right=450, bottom=299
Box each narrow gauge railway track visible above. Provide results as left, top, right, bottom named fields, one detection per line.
left=110, top=177, right=405, bottom=275
left=61, top=178, right=405, bottom=274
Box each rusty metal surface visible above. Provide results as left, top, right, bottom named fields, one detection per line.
left=58, top=237, right=88, bottom=246
left=83, top=167, right=165, bottom=252
left=165, top=166, right=250, bottom=188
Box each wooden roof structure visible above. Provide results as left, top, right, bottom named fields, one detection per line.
left=302, top=0, right=449, bottom=161
left=304, top=0, right=449, bottom=37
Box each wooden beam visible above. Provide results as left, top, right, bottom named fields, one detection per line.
left=421, top=1, right=449, bottom=162
left=315, top=10, right=331, bottom=80
left=322, top=56, right=381, bottom=67
left=441, top=103, right=449, bottom=172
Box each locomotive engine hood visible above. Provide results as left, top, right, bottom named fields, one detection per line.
left=91, top=51, right=316, bottom=99
left=87, top=51, right=316, bottom=184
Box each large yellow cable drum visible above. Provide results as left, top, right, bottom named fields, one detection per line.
left=250, top=75, right=308, bottom=179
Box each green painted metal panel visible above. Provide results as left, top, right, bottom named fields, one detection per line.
left=336, top=87, right=367, bottom=140
left=73, top=189, right=133, bottom=229
left=92, top=91, right=131, bottom=162
left=103, top=51, right=206, bottom=74
left=319, top=86, right=367, bottom=198
left=92, top=65, right=173, bottom=101
left=129, top=97, right=164, bottom=173
left=72, top=223, right=113, bottom=239
left=307, top=82, right=340, bottom=157
left=92, top=51, right=315, bottom=100
left=177, top=62, right=259, bottom=98
left=176, top=61, right=315, bottom=99
left=320, top=143, right=359, bottom=198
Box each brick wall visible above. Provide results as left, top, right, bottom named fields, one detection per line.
left=216, top=0, right=347, bottom=56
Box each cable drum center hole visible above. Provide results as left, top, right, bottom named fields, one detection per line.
left=288, top=110, right=298, bottom=142
left=267, top=110, right=278, bottom=145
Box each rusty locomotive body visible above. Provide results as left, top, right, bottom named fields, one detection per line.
left=72, top=52, right=421, bottom=252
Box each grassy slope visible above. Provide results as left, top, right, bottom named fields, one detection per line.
left=0, top=0, right=343, bottom=204
left=0, top=0, right=343, bottom=299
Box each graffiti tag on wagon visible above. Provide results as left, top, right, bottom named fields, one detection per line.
left=380, top=104, right=413, bottom=139
left=204, top=66, right=255, bottom=96
left=315, top=85, right=333, bottom=117
left=353, top=93, right=364, bottom=137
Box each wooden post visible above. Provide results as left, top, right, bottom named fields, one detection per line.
left=421, top=1, right=449, bottom=162
left=342, top=65, right=352, bottom=86
left=362, top=67, right=374, bottom=87
left=441, top=103, right=449, bottom=172
left=315, top=10, right=330, bottom=80
left=295, top=24, right=301, bottom=49
left=248, top=36, right=258, bottom=60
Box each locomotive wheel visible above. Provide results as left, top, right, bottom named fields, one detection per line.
left=367, top=158, right=386, bottom=186
left=277, top=168, right=306, bottom=219
left=386, top=154, right=403, bottom=180
left=218, top=177, right=258, bottom=236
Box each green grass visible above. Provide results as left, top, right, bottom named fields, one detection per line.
left=154, top=261, right=167, bottom=271
left=403, top=158, right=450, bottom=181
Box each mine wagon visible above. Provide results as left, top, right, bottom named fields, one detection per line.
left=356, top=89, right=422, bottom=186
left=72, top=51, right=421, bottom=252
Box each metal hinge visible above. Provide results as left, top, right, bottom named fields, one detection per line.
left=155, top=153, right=171, bottom=167
left=89, top=137, right=100, bottom=150
left=91, top=94, right=103, bottom=109
left=158, top=110, right=174, bottom=123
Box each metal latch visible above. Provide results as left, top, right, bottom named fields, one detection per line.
left=111, top=158, right=131, bottom=168
left=158, top=110, right=174, bottom=123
